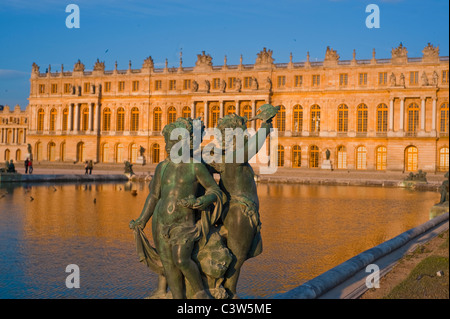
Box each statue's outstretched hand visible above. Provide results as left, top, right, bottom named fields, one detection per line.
left=129, top=219, right=144, bottom=229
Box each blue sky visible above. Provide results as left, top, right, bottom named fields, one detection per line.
left=0, top=0, right=448, bottom=108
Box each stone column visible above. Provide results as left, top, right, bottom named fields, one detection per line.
left=389, top=98, right=394, bottom=131
left=69, top=103, right=74, bottom=131
left=252, top=100, right=256, bottom=129
left=74, top=103, right=80, bottom=132
left=399, top=98, right=404, bottom=131
left=420, top=98, right=426, bottom=132
left=432, top=98, right=437, bottom=132
left=23, top=129, right=27, bottom=143
left=88, top=103, right=93, bottom=132
left=191, top=101, right=195, bottom=118
left=236, top=100, right=240, bottom=116
left=12, top=128, right=15, bottom=144
left=220, top=101, right=224, bottom=118
left=204, top=101, right=209, bottom=128
left=93, top=103, right=99, bottom=133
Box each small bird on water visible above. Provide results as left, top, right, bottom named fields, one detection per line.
left=30, top=196, right=34, bottom=201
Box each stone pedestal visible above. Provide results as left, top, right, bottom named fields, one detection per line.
left=136, top=156, right=146, bottom=165
left=321, top=160, right=332, bottom=170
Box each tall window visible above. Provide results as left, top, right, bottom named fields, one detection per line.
left=275, top=105, right=286, bottom=132
left=405, top=146, right=418, bottom=172
left=309, top=145, right=319, bottom=168
left=132, top=81, right=139, bottom=92
left=182, top=106, right=191, bottom=118
left=39, top=84, right=45, bottom=94
left=130, top=107, right=139, bottom=132
left=154, top=80, right=162, bottom=91
left=439, top=147, right=449, bottom=172
left=37, top=109, right=44, bottom=131
left=293, top=105, right=303, bottom=133
left=356, top=146, right=367, bottom=170
left=359, top=73, right=368, bottom=86
left=183, top=79, right=191, bottom=90
left=102, top=143, right=109, bottom=163
left=129, top=143, right=139, bottom=163
left=409, top=71, right=419, bottom=84
left=169, top=80, right=176, bottom=90
left=48, top=142, right=56, bottom=162
left=115, top=143, right=123, bottom=163
left=103, top=107, right=111, bottom=131
left=104, top=82, right=111, bottom=93
left=312, top=75, right=320, bottom=87
left=339, top=73, right=348, bottom=86
left=51, top=84, right=58, bottom=94
left=378, top=72, right=387, bottom=85
left=440, top=103, right=449, bottom=135
left=35, top=142, right=42, bottom=161
left=443, top=70, right=449, bottom=84
left=210, top=105, right=220, bottom=128
left=153, top=107, right=162, bottom=131
left=62, top=108, right=68, bottom=131
left=151, top=143, right=160, bottom=163
left=49, top=108, right=57, bottom=132
left=118, top=81, right=125, bottom=92
left=377, top=104, right=388, bottom=133
left=228, top=77, right=236, bottom=89
left=338, top=104, right=348, bottom=132
left=376, top=146, right=387, bottom=170
left=357, top=104, right=368, bottom=133
left=84, top=82, right=91, bottom=93
left=116, top=107, right=125, bottom=131
left=294, top=75, right=303, bottom=87
left=244, top=77, right=252, bottom=89
left=212, top=78, right=220, bottom=89
left=337, top=146, right=347, bottom=169
left=277, top=76, right=286, bottom=88
left=64, top=83, right=71, bottom=94
left=407, top=103, right=419, bottom=134
left=168, top=106, right=177, bottom=124
left=82, top=107, right=89, bottom=131
left=277, top=145, right=285, bottom=167
left=310, top=105, right=321, bottom=133
left=292, top=145, right=301, bottom=168
left=77, top=142, right=85, bottom=163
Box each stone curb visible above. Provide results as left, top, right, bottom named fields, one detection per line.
left=273, top=212, right=449, bottom=299
left=0, top=173, right=129, bottom=183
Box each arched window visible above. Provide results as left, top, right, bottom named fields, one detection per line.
left=310, top=105, right=320, bottom=133
left=82, top=107, right=89, bottom=131
left=440, top=103, right=449, bottom=135
left=60, top=142, right=66, bottom=162
left=35, top=142, right=43, bottom=161
left=405, top=146, right=418, bottom=172
left=377, top=104, right=388, bottom=133
left=210, top=105, right=220, bottom=128
left=182, top=106, right=191, bottom=118
left=168, top=106, right=177, bottom=125
left=129, top=143, right=139, bottom=163
left=293, top=105, right=303, bottom=133
left=37, top=109, right=45, bottom=131
left=103, top=107, right=111, bottom=131
left=338, top=104, right=348, bottom=132
left=292, top=145, right=301, bottom=168
left=337, top=145, right=347, bottom=169
left=241, top=104, right=252, bottom=128
left=356, top=146, right=367, bottom=170
left=275, top=105, right=286, bottom=132
left=376, top=146, right=387, bottom=171
left=4, top=149, right=10, bottom=161
left=153, top=107, right=162, bottom=131
left=48, top=142, right=56, bottom=162
left=277, top=144, right=285, bottom=167
left=49, top=108, right=57, bottom=132
left=407, top=103, right=419, bottom=134
left=62, top=108, right=69, bottom=131
left=101, top=143, right=109, bottom=163
left=115, top=143, right=123, bottom=163
left=77, top=142, right=85, bottom=163
left=309, top=145, right=319, bottom=168
left=16, top=149, right=21, bottom=161
left=130, top=107, right=139, bottom=132
left=357, top=104, right=368, bottom=133
left=227, top=105, right=236, bottom=115
left=151, top=143, right=160, bottom=164
left=116, top=107, right=125, bottom=132
left=438, top=147, right=449, bottom=172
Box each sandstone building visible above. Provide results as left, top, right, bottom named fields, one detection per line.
left=2, top=43, right=449, bottom=172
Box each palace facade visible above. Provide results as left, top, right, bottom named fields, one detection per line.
left=2, top=43, right=449, bottom=172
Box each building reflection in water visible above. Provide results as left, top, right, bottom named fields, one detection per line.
left=0, top=182, right=439, bottom=298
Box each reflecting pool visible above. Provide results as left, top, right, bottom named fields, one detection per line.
left=0, top=182, right=439, bottom=298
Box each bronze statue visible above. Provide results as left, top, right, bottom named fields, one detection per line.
left=130, top=118, right=226, bottom=299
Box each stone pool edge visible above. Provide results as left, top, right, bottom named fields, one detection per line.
left=0, top=173, right=129, bottom=183
left=273, top=211, right=449, bottom=299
